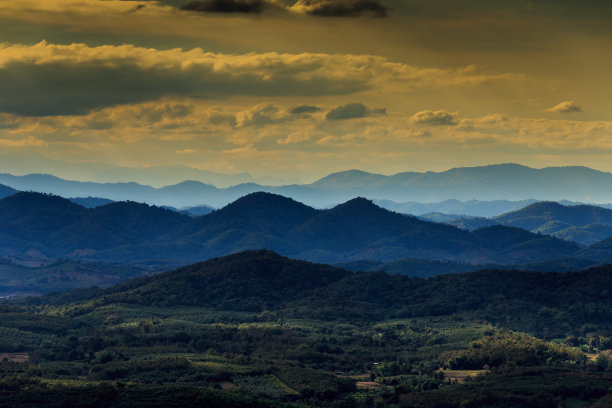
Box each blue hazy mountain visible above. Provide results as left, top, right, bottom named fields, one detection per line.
left=442, top=201, right=612, bottom=246
left=309, top=164, right=612, bottom=202
left=179, top=204, right=215, bottom=216
left=0, top=151, right=257, bottom=188
left=495, top=201, right=612, bottom=229
left=377, top=199, right=539, bottom=217
left=0, top=191, right=597, bottom=268
left=0, top=183, right=17, bottom=199
left=69, top=197, right=114, bottom=208
left=2, top=164, right=612, bottom=209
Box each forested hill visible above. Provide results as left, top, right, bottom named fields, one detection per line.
left=491, top=201, right=612, bottom=245
left=35, top=250, right=612, bottom=338
left=0, top=191, right=594, bottom=266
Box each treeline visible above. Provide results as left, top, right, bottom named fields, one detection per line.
left=439, top=332, right=585, bottom=369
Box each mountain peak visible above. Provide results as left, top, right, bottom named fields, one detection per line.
left=311, top=170, right=387, bottom=188
left=222, top=191, right=311, bottom=211
left=99, top=249, right=351, bottom=310
left=196, top=191, right=320, bottom=235
left=334, top=196, right=381, bottom=211
left=0, top=191, right=83, bottom=212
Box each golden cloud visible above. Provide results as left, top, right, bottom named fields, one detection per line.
left=546, top=101, right=583, bottom=113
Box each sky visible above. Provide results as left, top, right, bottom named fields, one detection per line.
left=1, top=0, right=611, bottom=182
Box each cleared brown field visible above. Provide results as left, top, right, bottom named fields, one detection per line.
left=0, top=353, right=29, bottom=362
left=441, top=369, right=488, bottom=383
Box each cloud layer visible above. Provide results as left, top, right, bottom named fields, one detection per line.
left=0, top=41, right=517, bottom=116
left=2, top=98, right=612, bottom=178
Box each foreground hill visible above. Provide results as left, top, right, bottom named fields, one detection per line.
left=3, top=250, right=611, bottom=408
left=37, top=250, right=612, bottom=338
left=0, top=191, right=593, bottom=267
left=90, top=250, right=351, bottom=310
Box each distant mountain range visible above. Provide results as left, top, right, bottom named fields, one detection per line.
left=0, top=151, right=297, bottom=188
left=2, top=164, right=612, bottom=208
left=376, top=198, right=540, bottom=217
left=309, top=164, right=612, bottom=203
left=67, top=197, right=214, bottom=216
left=2, top=191, right=611, bottom=270
left=69, top=197, right=115, bottom=208
left=440, top=201, right=612, bottom=246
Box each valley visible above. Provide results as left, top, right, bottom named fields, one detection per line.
left=1, top=251, right=610, bottom=407
left=0, top=171, right=611, bottom=407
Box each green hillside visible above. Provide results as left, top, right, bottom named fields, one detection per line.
left=1, top=251, right=610, bottom=407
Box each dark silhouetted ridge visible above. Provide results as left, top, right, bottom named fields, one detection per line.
left=0, top=192, right=86, bottom=239
left=99, top=250, right=351, bottom=310
left=184, top=192, right=320, bottom=238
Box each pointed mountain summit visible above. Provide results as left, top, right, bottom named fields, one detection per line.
left=289, top=197, right=471, bottom=254
left=184, top=192, right=320, bottom=238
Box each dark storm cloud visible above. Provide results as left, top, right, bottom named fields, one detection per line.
left=180, top=0, right=282, bottom=13
left=292, top=0, right=388, bottom=17
left=290, top=105, right=321, bottom=114
left=0, top=44, right=372, bottom=116
left=0, top=62, right=364, bottom=116
left=383, top=0, right=612, bottom=19
left=325, top=102, right=386, bottom=120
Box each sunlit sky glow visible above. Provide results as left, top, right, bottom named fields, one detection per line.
left=1, top=0, right=611, bottom=182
